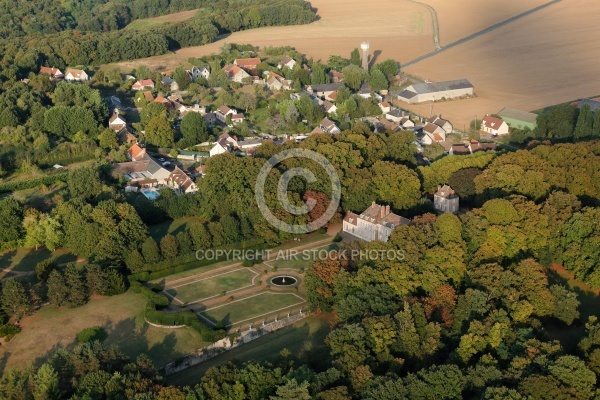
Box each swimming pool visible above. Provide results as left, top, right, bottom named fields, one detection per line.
left=141, top=189, right=160, bottom=200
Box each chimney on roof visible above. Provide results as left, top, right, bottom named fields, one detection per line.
left=385, top=205, right=390, bottom=215
left=380, top=206, right=384, bottom=218
left=402, top=111, right=405, bottom=117
left=372, top=201, right=376, bottom=207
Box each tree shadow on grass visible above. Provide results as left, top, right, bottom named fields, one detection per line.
left=0, top=249, right=16, bottom=270
left=0, top=350, right=10, bottom=375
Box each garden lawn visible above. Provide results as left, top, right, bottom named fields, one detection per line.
left=165, top=268, right=258, bottom=304
left=0, top=247, right=80, bottom=274
left=148, top=217, right=203, bottom=240
left=200, top=292, right=305, bottom=327
left=167, top=314, right=333, bottom=387
left=1, top=290, right=207, bottom=371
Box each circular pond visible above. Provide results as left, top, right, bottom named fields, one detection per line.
left=270, top=276, right=298, bottom=286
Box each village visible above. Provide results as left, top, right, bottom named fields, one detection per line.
left=35, top=42, right=596, bottom=235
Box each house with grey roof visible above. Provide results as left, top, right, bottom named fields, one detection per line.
left=343, top=201, right=410, bottom=242
left=396, top=79, right=474, bottom=104
left=434, top=185, right=459, bottom=214
left=306, top=83, right=345, bottom=98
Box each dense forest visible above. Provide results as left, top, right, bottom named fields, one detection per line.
left=1, top=140, right=600, bottom=398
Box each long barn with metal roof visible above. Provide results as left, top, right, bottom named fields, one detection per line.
left=396, top=79, right=474, bottom=104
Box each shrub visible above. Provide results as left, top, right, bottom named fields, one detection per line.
left=333, top=233, right=342, bottom=242
left=0, top=324, right=21, bottom=341
left=317, top=228, right=328, bottom=234
left=242, top=259, right=254, bottom=267
left=77, top=326, right=107, bottom=343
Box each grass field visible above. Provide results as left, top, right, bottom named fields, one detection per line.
left=0, top=290, right=207, bottom=372
left=165, top=268, right=258, bottom=304
left=126, top=8, right=200, bottom=31
left=199, top=292, right=305, bottom=327
left=148, top=217, right=203, bottom=241
left=167, top=313, right=333, bottom=386
left=0, top=247, right=81, bottom=275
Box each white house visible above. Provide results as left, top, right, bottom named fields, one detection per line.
left=39, top=67, right=64, bottom=79
left=64, top=69, right=89, bottom=82
left=188, top=66, right=210, bottom=81
left=209, top=133, right=238, bottom=157
left=422, top=123, right=446, bottom=144
left=223, top=64, right=251, bottom=83
left=132, top=79, right=155, bottom=91
left=379, top=102, right=391, bottom=113
left=215, top=106, right=238, bottom=123
left=166, top=166, right=197, bottom=194
left=109, top=111, right=127, bottom=131
left=481, top=114, right=509, bottom=136
left=319, top=117, right=341, bottom=134
left=277, top=56, right=297, bottom=70
left=343, top=201, right=410, bottom=242
left=434, top=185, right=459, bottom=213
left=322, top=101, right=337, bottom=115
left=426, top=115, right=453, bottom=133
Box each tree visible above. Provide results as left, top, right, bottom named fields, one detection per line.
left=1, top=278, right=31, bottom=320
left=369, top=67, right=388, bottom=92
left=350, top=48, right=361, bottom=66
left=142, top=237, right=161, bottom=264
left=64, top=264, right=87, bottom=307
left=327, top=55, right=348, bottom=72
left=341, top=65, right=368, bottom=91
left=98, top=129, right=118, bottom=150
left=47, top=269, right=68, bottom=308
left=574, top=104, right=593, bottom=139
left=377, top=59, right=400, bottom=78
left=372, top=161, right=421, bottom=210
left=180, top=112, right=209, bottom=147
left=145, top=115, right=174, bottom=148
left=67, top=166, right=103, bottom=201
left=551, top=285, right=580, bottom=325
left=448, top=168, right=483, bottom=202
left=160, top=234, right=179, bottom=260
left=271, top=379, right=311, bottom=400
left=85, top=264, right=108, bottom=296
left=0, top=198, right=24, bottom=243
left=593, top=109, right=600, bottom=136
left=173, top=67, right=192, bottom=90
left=310, top=64, right=329, bottom=85
left=33, top=364, right=61, bottom=400
left=36, top=259, right=57, bottom=282
left=140, top=102, right=167, bottom=126
left=125, top=249, right=145, bottom=273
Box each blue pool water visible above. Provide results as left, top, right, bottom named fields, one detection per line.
left=141, top=190, right=160, bottom=200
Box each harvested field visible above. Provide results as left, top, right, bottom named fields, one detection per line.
left=112, top=0, right=435, bottom=71
left=402, top=0, right=600, bottom=127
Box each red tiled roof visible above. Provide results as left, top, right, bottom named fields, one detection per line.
left=482, top=115, right=505, bottom=130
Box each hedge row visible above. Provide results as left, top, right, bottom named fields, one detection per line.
left=145, top=307, right=225, bottom=342
left=0, top=172, right=70, bottom=193
left=130, top=280, right=169, bottom=308
left=131, top=238, right=270, bottom=281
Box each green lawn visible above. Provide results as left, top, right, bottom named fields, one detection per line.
left=167, top=314, right=333, bottom=387
left=199, top=292, right=305, bottom=327
left=1, top=290, right=207, bottom=372
left=166, top=268, right=258, bottom=304
left=268, top=243, right=338, bottom=270
left=148, top=217, right=203, bottom=241
left=0, top=247, right=80, bottom=274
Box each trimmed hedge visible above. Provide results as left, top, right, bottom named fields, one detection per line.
left=0, top=172, right=70, bottom=193
left=145, top=306, right=225, bottom=342
left=130, top=280, right=169, bottom=308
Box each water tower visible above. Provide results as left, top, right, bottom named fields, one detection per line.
left=360, top=41, right=370, bottom=71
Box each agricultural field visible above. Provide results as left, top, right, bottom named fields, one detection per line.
left=402, top=0, right=600, bottom=127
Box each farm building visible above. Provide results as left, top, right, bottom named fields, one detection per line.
left=497, top=108, right=538, bottom=131
left=396, top=79, right=473, bottom=104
